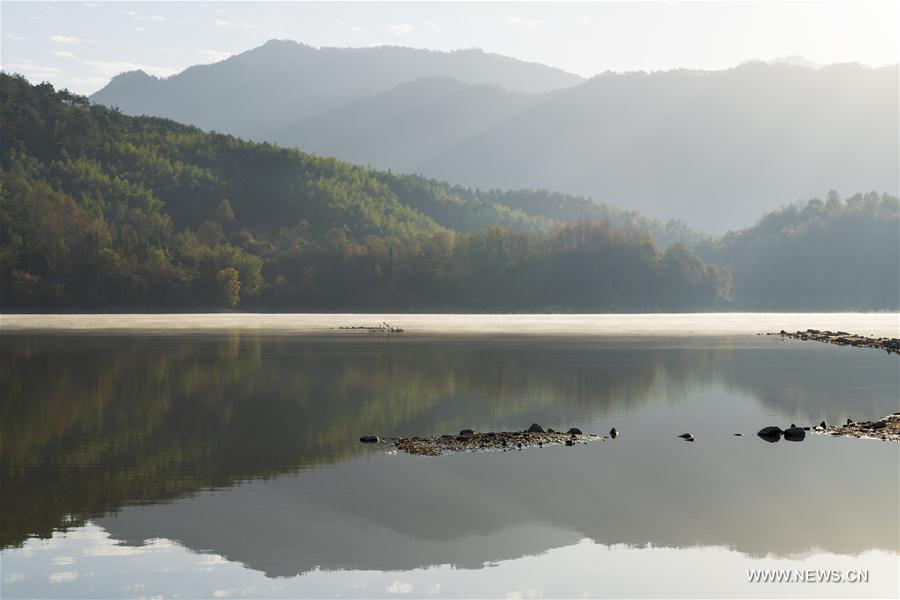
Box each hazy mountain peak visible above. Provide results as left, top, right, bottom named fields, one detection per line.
left=766, top=55, right=823, bottom=69
left=108, top=69, right=158, bottom=83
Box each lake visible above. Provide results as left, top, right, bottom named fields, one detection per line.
left=1, top=314, right=898, bottom=598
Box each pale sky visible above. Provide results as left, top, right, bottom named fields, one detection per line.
left=1, top=1, right=898, bottom=95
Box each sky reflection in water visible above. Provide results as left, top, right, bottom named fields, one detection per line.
left=1, top=319, right=898, bottom=597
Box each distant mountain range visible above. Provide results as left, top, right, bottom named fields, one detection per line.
left=91, top=40, right=583, bottom=140
left=91, top=41, right=898, bottom=232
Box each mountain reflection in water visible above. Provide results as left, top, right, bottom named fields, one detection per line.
left=2, top=332, right=898, bottom=579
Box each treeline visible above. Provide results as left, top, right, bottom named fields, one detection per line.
left=698, top=192, right=899, bottom=310
left=0, top=74, right=728, bottom=311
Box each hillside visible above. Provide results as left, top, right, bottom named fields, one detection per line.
left=90, top=40, right=584, bottom=141
left=0, top=74, right=727, bottom=311
left=699, top=192, right=900, bottom=310
left=91, top=42, right=898, bottom=232
left=278, top=62, right=898, bottom=232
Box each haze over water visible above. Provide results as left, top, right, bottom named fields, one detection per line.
left=1, top=314, right=898, bottom=598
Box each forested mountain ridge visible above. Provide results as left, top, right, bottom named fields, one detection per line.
left=90, top=41, right=898, bottom=232
left=699, top=192, right=900, bottom=310
left=1, top=74, right=728, bottom=311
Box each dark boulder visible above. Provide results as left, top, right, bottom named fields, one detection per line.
left=459, top=429, right=475, bottom=437
left=528, top=423, right=545, bottom=433
left=567, top=427, right=583, bottom=435
left=757, top=426, right=782, bottom=442
left=757, top=426, right=783, bottom=437
left=784, top=427, right=806, bottom=441
left=359, top=435, right=379, bottom=443
left=609, top=427, right=618, bottom=438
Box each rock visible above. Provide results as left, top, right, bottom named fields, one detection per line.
left=359, top=435, right=379, bottom=443
left=784, top=427, right=806, bottom=441
left=528, top=423, right=545, bottom=433
left=757, top=426, right=783, bottom=437
left=803, top=426, right=810, bottom=431
left=871, top=420, right=887, bottom=430
left=565, top=439, right=575, bottom=446
left=547, top=428, right=556, bottom=433
left=678, top=433, right=693, bottom=439
left=609, top=427, right=618, bottom=438
left=819, top=420, right=827, bottom=428
left=459, top=429, right=475, bottom=437
left=846, top=418, right=854, bottom=425
left=567, top=427, right=583, bottom=435
left=734, top=433, right=743, bottom=436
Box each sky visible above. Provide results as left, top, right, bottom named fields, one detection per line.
left=1, top=1, right=898, bottom=95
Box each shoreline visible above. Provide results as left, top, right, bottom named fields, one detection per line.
left=813, top=414, right=900, bottom=442
left=2, top=313, right=899, bottom=338
left=771, top=329, right=900, bottom=355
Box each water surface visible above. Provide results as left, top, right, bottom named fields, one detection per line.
left=1, top=314, right=898, bottom=598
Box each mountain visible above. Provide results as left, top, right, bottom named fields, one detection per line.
left=278, top=62, right=898, bottom=233
left=698, top=191, right=900, bottom=310
left=1, top=73, right=728, bottom=311
left=92, top=42, right=898, bottom=232
left=90, top=40, right=584, bottom=140
left=765, top=55, right=824, bottom=69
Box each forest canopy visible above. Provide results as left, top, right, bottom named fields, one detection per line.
left=1, top=73, right=895, bottom=311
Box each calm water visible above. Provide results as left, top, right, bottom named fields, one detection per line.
left=1, top=314, right=898, bottom=598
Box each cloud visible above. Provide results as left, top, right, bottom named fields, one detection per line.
left=423, top=20, right=442, bottom=33
left=388, top=23, right=413, bottom=36
left=5, top=33, right=28, bottom=41
left=48, top=571, right=77, bottom=583
left=197, top=49, right=233, bottom=63
left=139, top=15, right=165, bottom=22
left=501, top=14, right=539, bottom=28
left=51, top=51, right=77, bottom=59
left=213, top=19, right=254, bottom=29
left=84, top=60, right=177, bottom=79
left=4, top=61, right=61, bottom=77
left=51, top=556, right=75, bottom=566
left=579, top=15, right=591, bottom=26
left=61, top=76, right=107, bottom=89
left=3, top=573, right=24, bottom=584
left=49, top=35, right=94, bottom=45
left=350, top=26, right=369, bottom=33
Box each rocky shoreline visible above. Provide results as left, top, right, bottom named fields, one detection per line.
left=363, top=424, right=602, bottom=456
left=768, top=329, right=900, bottom=355
left=361, top=415, right=900, bottom=456
left=812, top=413, right=900, bottom=442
